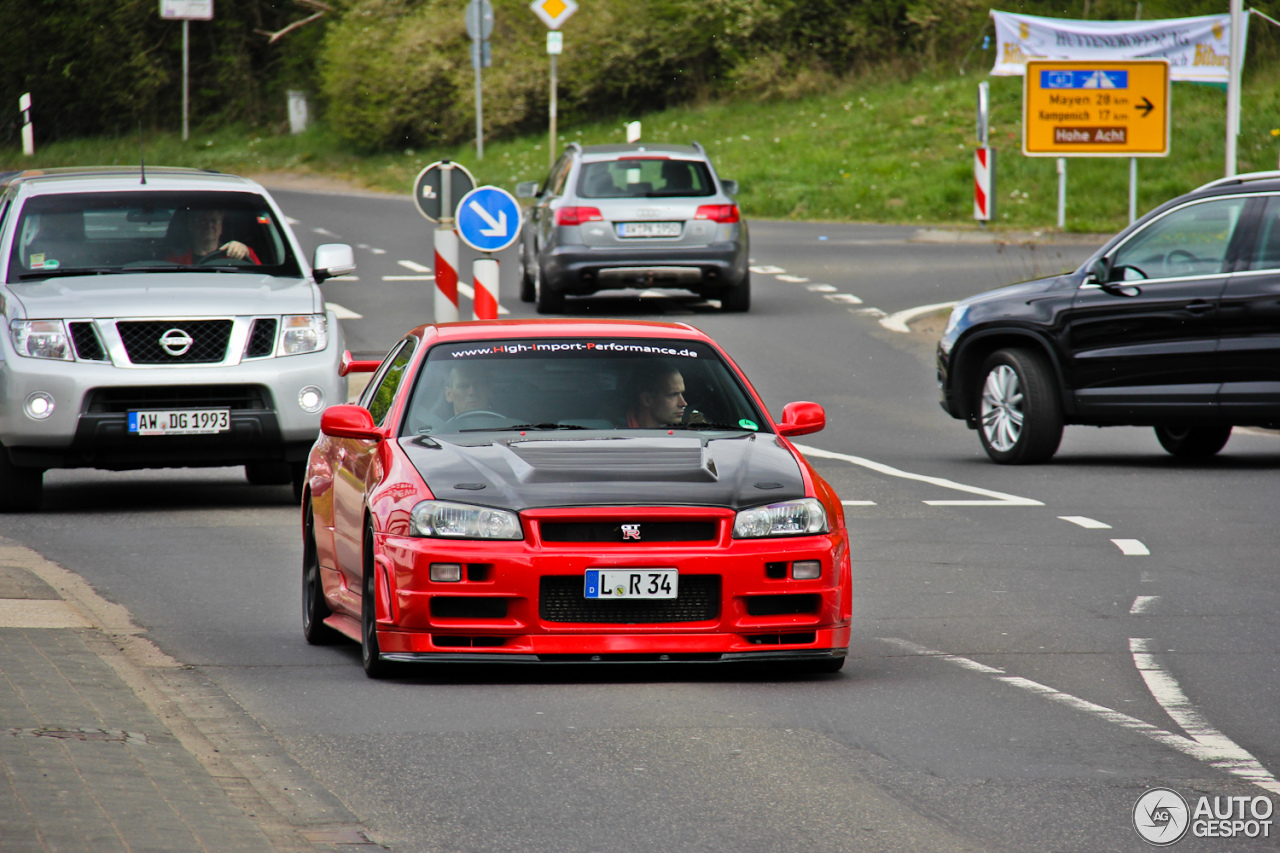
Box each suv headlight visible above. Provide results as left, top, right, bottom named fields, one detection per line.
left=10, top=320, right=73, bottom=361
left=278, top=314, right=328, bottom=356
left=410, top=500, right=523, bottom=540
left=733, top=498, right=829, bottom=538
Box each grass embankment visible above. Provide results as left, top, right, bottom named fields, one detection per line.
left=5, top=69, right=1280, bottom=233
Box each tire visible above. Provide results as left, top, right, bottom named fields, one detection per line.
left=361, top=523, right=396, bottom=678
left=245, top=461, right=291, bottom=486
left=302, top=501, right=340, bottom=645
left=975, top=348, right=1063, bottom=464
left=719, top=272, right=751, bottom=313
left=290, top=462, right=307, bottom=504
left=0, top=445, right=42, bottom=512
left=1154, top=424, right=1232, bottom=457
left=518, top=243, right=535, bottom=303
left=534, top=260, right=565, bottom=314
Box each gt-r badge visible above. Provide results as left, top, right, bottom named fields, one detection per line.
left=621, top=524, right=641, bottom=540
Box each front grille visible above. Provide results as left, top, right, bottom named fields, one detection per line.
left=245, top=319, right=277, bottom=358
left=117, top=320, right=232, bottom=364
left=430, top=598, right=509, bottom=619
left=69, top=323, right=106, bottom=361
left=745, top=594, right=820, bottom=617
left=84, top=385, right=271, bottom=414
left=541, top=521, right=717, bottom=543
left=539, top=575, right=719, bottom=624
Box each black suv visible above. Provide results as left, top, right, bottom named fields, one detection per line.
left=938, top=171, right=1280, bottom=464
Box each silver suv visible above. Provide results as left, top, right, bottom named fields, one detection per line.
left=0, top=167, right=356, bottom=510
left=516, top=143, right=749, bottom=313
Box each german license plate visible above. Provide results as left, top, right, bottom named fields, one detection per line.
left=128, top=409, right=230, bottom=436
left=585, top=569, right=678, bottom=599
left=618, top=222, right=681, bottom=238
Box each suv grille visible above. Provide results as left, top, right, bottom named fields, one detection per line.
left=116, top=320, right=232, bottom=364
left=69, top=322, right=106, bottom=361
left=539, top=575, right=719, bottom=623
left=84, top=385, right=271, bottom=414
left=540, top=521, right=717, bottom=543
left=245, top=319, right=277, bottom=358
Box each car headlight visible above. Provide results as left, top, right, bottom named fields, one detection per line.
left=10, top=320, right=73, bottom=361
left=410, top=500, right=523, bottom=540
left=278, top=314, right=328, bottom=356
left=733, top=498, right=828, bottom=538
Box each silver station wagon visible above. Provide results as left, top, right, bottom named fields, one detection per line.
left=0, top=167, right=356, bottom=510
left=516, top=143, right=750, bottom=313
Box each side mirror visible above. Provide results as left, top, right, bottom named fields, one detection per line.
left=516, top=181, right=540, bottom=199
left=320, top=405, right=382, bottom=440
left=777, top=401, right=825, bottom=437
left=1085, top=257, right=1110, bottom=284
left=721, top=179, right=739, bottom=197
left=339, top=349, right=382, bottom=377
left=313, top=243, right=356, bottom=283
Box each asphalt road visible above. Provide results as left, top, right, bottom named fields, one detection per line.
left=4, top=187, right=1279, bottom=852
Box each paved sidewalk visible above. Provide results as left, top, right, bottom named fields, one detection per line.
left=0, top=538, right=379, bottom=852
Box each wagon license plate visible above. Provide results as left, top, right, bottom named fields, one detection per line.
left=618, top=221, right=681, bottom=238
left=585, top=569, right=678, bottom=599
left=128, top=409, right=230, bottom=436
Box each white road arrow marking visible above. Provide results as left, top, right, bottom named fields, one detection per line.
left=469, top=201, right=508, bottom=237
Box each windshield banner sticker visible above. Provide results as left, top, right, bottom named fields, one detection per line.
left=449, top=341, right=701, bottom=359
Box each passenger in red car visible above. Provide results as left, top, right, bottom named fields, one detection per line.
left=445, top=363, right=492, bottom=416
left=166, top=209, right=260, bottom=265
left=626, top=365, right=688, bottom=427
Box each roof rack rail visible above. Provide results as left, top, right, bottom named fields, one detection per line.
left=691, top=141, right=705, bottom=154
left=1196, top=170, right=1280, bottom=192
left=565, top=141, right=582, bottom=154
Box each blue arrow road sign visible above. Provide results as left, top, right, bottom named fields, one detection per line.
left=456, top=186, right=521, bottom=253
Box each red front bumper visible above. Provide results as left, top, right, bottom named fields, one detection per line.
left=371, top=507, right=851, bottom=663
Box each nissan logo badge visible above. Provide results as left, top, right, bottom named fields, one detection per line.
left=159, top=328, right=194, bottom=357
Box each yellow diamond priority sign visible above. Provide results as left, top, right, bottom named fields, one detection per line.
left=1023, top=60, right=1170, bottom=157
left=530, top=0, right=577, bottom=30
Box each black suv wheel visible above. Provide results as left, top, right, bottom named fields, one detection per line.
left=975, top=349, right=1064, bottom=464
left=1153, top=424, right=1232, bottom=457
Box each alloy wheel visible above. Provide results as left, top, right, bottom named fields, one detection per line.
left=980, top=364, right=1024, bottom=452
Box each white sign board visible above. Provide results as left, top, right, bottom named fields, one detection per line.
left=990, top=10, right=1241, bottom=84
left=546, top=31, right=563, bottom=55
left=160, top=0, right=214, bottom=20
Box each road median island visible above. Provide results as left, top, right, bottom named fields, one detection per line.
left=0, top=537, right=376, bottom=852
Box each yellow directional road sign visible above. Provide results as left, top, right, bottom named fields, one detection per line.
left=530, top=0, right=578, bottom=30
left=1023, top=60, right=1170, bottom=157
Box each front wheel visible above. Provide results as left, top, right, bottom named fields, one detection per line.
left=302, top=501, right=340, bottom=645
left=361, top=524, right=397, bottom=678
left=1154, top=424, right=1232, bottom=457
left=0, top=445, right=42, bottom=512
left=975, top=348, right=1063, bottom=464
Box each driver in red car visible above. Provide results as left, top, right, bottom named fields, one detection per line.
left=625, top=364, right=705, bottom=427
left=167, top=209, right=260, bottom=265
left=445, top=362, right=493, bottom=416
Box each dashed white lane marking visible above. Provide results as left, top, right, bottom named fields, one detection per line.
left=883, top=637, right=1280, bottom=796
left=880, top=301, right=957, bottom=333
left=382, top=275, right=432, bottom=281
left=776, top=274, right=809, bottom=283
left=1235, top=426, right=1279, bottom=438
left=795, top=444, right=1042, bottom=506
left=840, top=500, right=878, bottom=507
left=325, top=275, right=359, bottom=281
left=369, top=248, right=386, bottom=255
left=1141, top=571, right=1157, bottom=583
left=312, top=227, right=338, bottom=237
left=854, top=307, right=887, bottom=318
left=1112, top=539, right=1150, bottom=556
left=285, top=217, right=300, bottom=225
left=825, top=293, right=863, bottom=304
left=749, top=265, right=785, bottom=274
left=1130, top=638, right=1280, bottom=794
left=399, top=260, right=432, bottom=273
left=1130, top=595, right=1161, bottom=615
left=325, top=302, right=363, bottom=319
left=1060, top=515, right=1112, bottom=529
left=807, top=284, right=837, bottom=292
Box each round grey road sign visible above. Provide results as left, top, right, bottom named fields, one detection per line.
left=465, top=0, right=494, bottom=41
left=412, top=161, right=477, bottom=224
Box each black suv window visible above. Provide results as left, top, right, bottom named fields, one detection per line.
left=577, top=159, right=715, bottom=199
left=1248, top=196, right=1280, bottom=271
left=1110, top=197, right=1247, bottom=281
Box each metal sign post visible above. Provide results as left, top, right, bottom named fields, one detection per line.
left=413, top=161, right=477, bottom=324
left=456, top=186, right=521, bottom=321
left=466, top=0, right=494, bottom=161
left=159, top=0, right=214, bottom=141
left=530, top=0, right=577, bottom=171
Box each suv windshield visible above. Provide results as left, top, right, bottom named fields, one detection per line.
left=7, top=190, right=301, bottom=282
left=577, top=159, right=715, bottom=199
left=402, top=338, right=767, bottom=436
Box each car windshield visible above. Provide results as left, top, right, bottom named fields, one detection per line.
left=7, top=190, right=301, bottom=282
left=577, top=159, right=715, bottom=199
left=401, top=338, right=769, bottom=436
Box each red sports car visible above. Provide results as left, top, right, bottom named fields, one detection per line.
left=301, top=319, right=850, bottom=677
